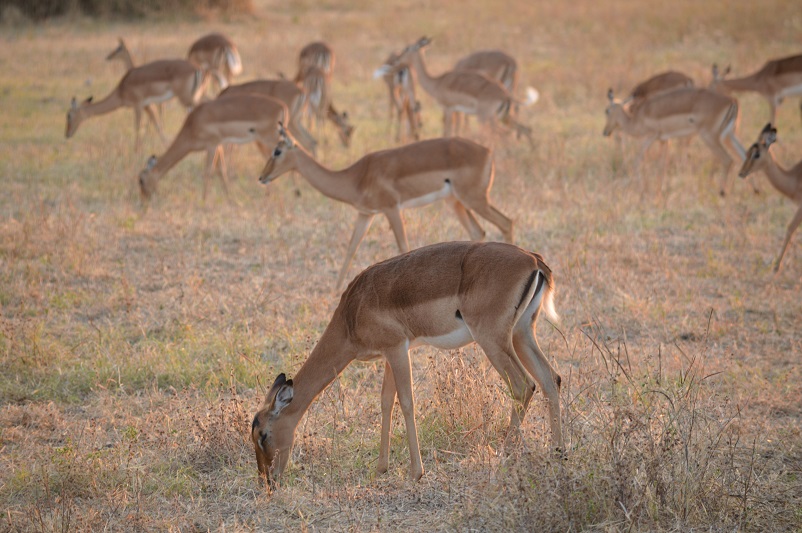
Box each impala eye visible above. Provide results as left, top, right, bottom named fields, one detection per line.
left=273, top=148, right=282, bottom=157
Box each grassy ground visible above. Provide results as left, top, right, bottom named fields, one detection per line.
left=1, top=0, right=801, bottom=530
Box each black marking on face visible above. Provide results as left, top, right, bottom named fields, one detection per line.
left=455, top=309, right=462, bottom=320
left=251, top=415, right=259, bottom=431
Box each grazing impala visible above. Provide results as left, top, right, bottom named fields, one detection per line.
left=218, top=79, right=319, bottom=153
left=294, top=41, right=335, bottom=82
left=738, top=124, right=802, bottom=272
left=105, top=37, right=165, bottom=133
left=710, top=55, right=802, bottom=124
left=66, top=59, right=206, bottom=150
left=379, top=51, right=422, bottom=142
left=626, top=70, right=695, bottom=110
left=297, top=64, right=354, bottom=146
left=377, top=37, right=535, bottom=144
left=187, top=33, right=243, bottom=91
left=251, top=240, right=561, bottom=484
left=450, top=49, right=520, bottom=135
left=138, top=94, right=289, bottom=201
left=603, top=87, right=748, bottom=195
left=259, top=125, right=514, bottom=290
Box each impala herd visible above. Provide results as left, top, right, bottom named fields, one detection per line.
left=64, top=32, right=802, bottom=487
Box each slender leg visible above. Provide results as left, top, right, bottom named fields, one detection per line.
left=144, top=105, right=167, bottom=144
left=774, top=203, right=802, bottom=272
left=512, top=319, right=564, bottom=451
left=133, top=106, right=143, bottom=151
left=335, top=212, right=375, bottom=291
left=386, top=345, right=423, bottom=481
left=202, top=148, right=216, bottom=202
left=464, top=199, right=514, bottom=243
left=447, top=198, right=485, bottom=240
left=377, top=361, right=397, bottom=474
left=699, top=133, right=734, bottom=196
left=383, top=207, right=409, bottom=253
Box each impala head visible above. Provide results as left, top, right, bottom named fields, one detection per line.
left=602, top=88, right=624, bottom=137
left=382, top=36, right=431, bottom=71
left=258, top=122, right=299, bottom=185
left=138, top=155, right=159, bottom=200
left=251, top=373, right=295, bottom=484
left=106, top=37, right=127, bottom=61
left=65, top=96, right=92, bottom=138
left=710, top=63, right=731, bottom=88
left=739, top=123, right=777, bottom=179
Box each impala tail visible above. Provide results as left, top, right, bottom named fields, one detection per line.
left=524, top=86, right=540, bottom=106
left=530, top=253, right=558, bottom=322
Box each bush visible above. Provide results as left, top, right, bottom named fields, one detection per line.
left=2, top=0, right=254, bottom=21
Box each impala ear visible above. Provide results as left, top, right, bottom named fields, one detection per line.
left=607, top=88, right=614, bottom=104
left=711, top=63, right=719, bottom=78
left=71, top=97, right=77, bottom=109
left=419, top=36, right=431, bottom=48
left=146, top=155, right=157, bottom=170
left=266, top=373, right=293, bottom=415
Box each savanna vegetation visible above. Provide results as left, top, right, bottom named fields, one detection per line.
left=1, top=0, right=801, bottom=530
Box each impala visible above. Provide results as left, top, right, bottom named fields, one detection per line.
left=379, top=51, right=422, bottom=142
left=251, top=240, right=561, bottom=484
left=66, top=59, right=206, bottom=150
left=297, top=65, right=355, bottom=146
left=105, top=37, right=164, bottom=134
left=187, top=33, right=243, bottom=91
left=454, top=49, right=517, bottom=93
left=377, top=37, right=535, bottom=144
left=294, top=41, right=334, bottom=82
left=450, top=49, right=519, bottom=135
left=710, top=54, right=802, bottom=124
left=738, top=123, right=802, bottom=272
left=218, top=79, right=318, bottom=152
left=259, top=125, right=514, bottom=290
left=603, top=87, right=748, bottom=195
left=138, top=94, right=289, bottom=201
left=626, top=70, right=694, bottom=110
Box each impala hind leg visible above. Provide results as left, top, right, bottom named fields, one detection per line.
left=447, top=198, right=486, bottom=241
left=472, top=337, right=535, bottom=445
left=336, top=212, right=375, bottom=291
left=377, top=361, right=397, bottom=474
left=466, top=200, right=514, bottom=243
left=699, top=133, right=735, bottom=196
left=512, top=319, right=564, bottom=452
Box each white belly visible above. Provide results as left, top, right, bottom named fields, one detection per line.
left=411, top=322, right=474, bottom=350
left=143, top=90, right=174, bottom=106
left=400, top=181, right=452, bottom=209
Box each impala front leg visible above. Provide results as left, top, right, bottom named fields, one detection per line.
left=377, top=361, right=397, bottom=474
left=386, top=345, right=423, bottom=481
left=775, top=203, right=802, bottom=272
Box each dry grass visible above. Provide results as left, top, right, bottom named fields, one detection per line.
left=2, top=0, right=802, bottom=530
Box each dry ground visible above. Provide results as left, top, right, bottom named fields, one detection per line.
left=1, top=0, right=801, bottom=530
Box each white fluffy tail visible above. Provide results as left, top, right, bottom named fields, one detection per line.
left=225, top=46, right=243, bottom=77
left=524, top=86, right=540, bottom=107
left=541, top=281, right=559, bottom=322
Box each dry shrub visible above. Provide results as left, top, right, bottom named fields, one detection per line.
left=1, top=0, right=254, bottom=21
left=453, top=319, right=759, bottom=531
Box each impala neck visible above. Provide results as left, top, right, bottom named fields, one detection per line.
left=279, top=313, right=355, bottom=431
left=760, top=149, right=801, bottom=199
left=78, top=91, right=124, bottom=121
left=153, top=134, right=195, bottom=177
left=290, top=148, right=360, bottom=204
left=407, top=50, right=440, bottom=98
left=717, top=73, right=762, bottom=93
